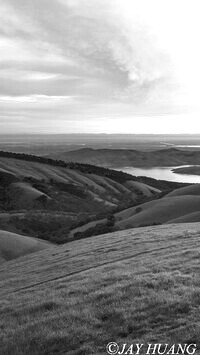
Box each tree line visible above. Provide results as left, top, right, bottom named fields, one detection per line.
left=0, top=150, right=135, bottom=183
left=0, top=150, right=186, bottom=191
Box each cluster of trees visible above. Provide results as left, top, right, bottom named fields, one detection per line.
left=9, top=212, right=73, bottom=244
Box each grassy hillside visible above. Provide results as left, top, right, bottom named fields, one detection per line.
left=115, top=195, right=200, bottom=229
left=166, top=211, right=200, bottom=224
left=50, top=147, right=200, bottom=168
left=74, top=183, right=200, bottom=235
left=0, top=151, right=186, bottom=244
left=7, top=182, right=51, bottom=209
left=54, top=180, right=200, bottom=239
left=125, top=180, right=160, bottom=196
left=166, top=183, right=200, bottom=197
left=1, top=223, right=200, bottom=354
left=0, top=150, right=186, bottom=190
left=0, top=155, right=159, bottom=238
left=0, top=230, right=53, bottom=263
left=2, top=150, right=199, bottom=244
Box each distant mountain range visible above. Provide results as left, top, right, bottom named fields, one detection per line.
left=49, top=147, right=200, bottom=167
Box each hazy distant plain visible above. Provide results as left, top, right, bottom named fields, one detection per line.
left=1, top=134, right=200, bottom=155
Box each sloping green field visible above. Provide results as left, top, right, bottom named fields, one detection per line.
left=1, top=223, right=200, bottom=354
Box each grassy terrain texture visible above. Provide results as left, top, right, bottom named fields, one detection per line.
left=0, top=223, right=200, bottom=354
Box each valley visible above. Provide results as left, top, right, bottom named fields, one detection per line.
left=0, top=150, right=173, bottom=251
left=1, top=149, right=200, bottom=250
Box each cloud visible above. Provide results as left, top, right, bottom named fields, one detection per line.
left=0, top=0, right=182, bottom=133
left=1, top=0, right=171, bottom=97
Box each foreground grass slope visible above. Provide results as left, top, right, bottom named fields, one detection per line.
left=1, top=223, right=200, bottom=354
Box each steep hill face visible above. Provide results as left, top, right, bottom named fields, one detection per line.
left=49, top=147, right=200, bottom=167
left=1, top=223, right=200, bottom=354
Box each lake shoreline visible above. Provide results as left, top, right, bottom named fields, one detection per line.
left=114, top=165, right=200, bottom=184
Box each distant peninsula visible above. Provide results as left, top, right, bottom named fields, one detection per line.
left=173, top=165, right=200, bottom=175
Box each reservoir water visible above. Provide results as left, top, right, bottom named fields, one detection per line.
left=117, top=166, right=200, bottom=184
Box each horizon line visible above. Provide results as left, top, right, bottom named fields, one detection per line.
left=1, top=133, right=200, bottom=136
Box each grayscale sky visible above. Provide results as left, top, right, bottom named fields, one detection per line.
left=1, top=0, right=200, bottom=133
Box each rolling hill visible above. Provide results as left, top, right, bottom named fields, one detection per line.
left=165, top=183, right=200, bottom=197
left=0, top=230, right=53, bottom=263
left=1, top=223, right=200, bottom=354
left=166, top=211, right=200, bottom=224
left=49, top=147, right=200, bottom=167
left=2, top=150, right=200, bottom=245
left=7, top=182, right=51, bottom=209
left=115, top=195, right=200, bottom=229
left=0, top=151, right=173, bottom=244
left=69, top=182, right=200, bottom=236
